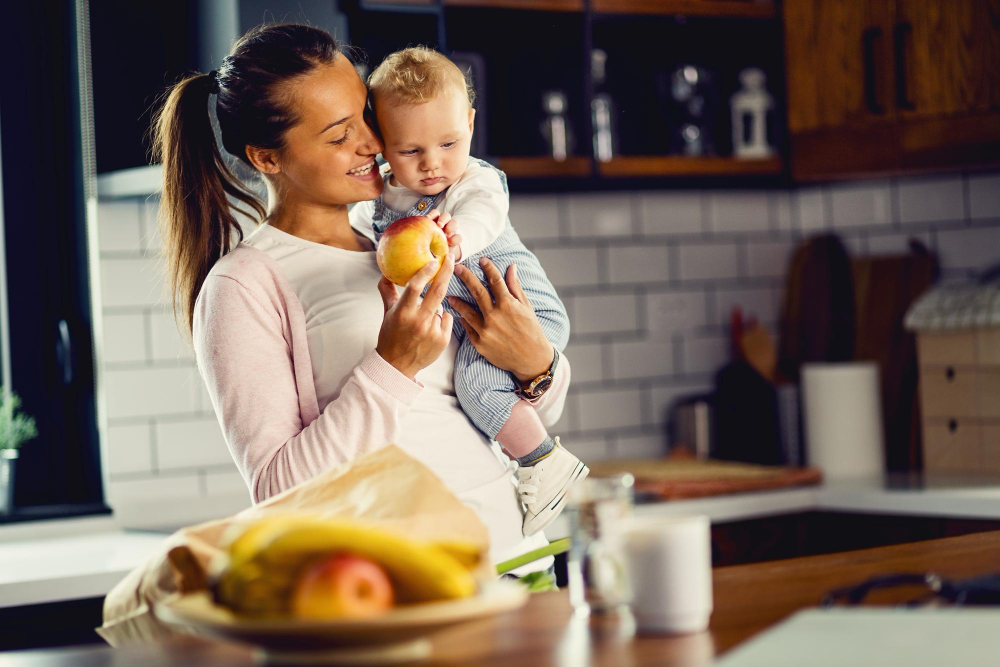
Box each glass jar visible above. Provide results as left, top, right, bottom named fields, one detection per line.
left=566, top=473, right=635, bottom=618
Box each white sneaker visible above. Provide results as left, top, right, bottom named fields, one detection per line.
left=517, top=438, right=589, bottom=536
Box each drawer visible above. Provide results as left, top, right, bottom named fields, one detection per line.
left=980, top=371, right=1000, bottom=419
left=923, top=418, right=981, bottom=473
left=919, top=366, right=979, bottom=418
left=982, top=424, right=1000, bottom=473
left=979, top=329, right=1000, bottom=366
left=918, top=331, right=977, bottom=366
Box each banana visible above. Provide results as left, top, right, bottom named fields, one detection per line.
left=214, top=515, right=479, bottom=617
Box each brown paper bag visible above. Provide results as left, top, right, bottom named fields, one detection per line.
left=97, top=445, right=490, bottom=646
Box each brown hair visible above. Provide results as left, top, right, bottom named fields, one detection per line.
left=368, top=46, right=474, bottom=107
left=152, top=23, right=342, bottom=334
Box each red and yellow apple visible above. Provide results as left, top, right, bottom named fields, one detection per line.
left=376, top=215, right=448, bottom=286
left=291, top=553, right=395, bottom=620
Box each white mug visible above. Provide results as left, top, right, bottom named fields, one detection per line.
left=624, top=515, right=713, bottom=634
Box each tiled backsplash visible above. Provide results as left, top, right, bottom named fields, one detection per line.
left=97, top=171, right=1000, bottom=520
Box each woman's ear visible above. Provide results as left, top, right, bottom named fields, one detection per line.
left=245, top=145, right=281, bottom=174
left=468, top=107, right=476, bottom=135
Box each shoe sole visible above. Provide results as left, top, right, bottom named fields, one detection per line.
left=522, top=461, right=590, bottom=536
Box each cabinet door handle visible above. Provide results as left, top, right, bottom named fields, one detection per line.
left=894, top=22, right=916, bottom=110
left=56, top=319, right=73, bottom=385
left=863, top=27, right=885, bottom=115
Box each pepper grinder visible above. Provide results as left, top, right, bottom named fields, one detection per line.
left=591, top=49, right=616, bottom=162
left=730, top=67, right=775, bottom=158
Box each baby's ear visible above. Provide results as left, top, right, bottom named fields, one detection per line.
left=468, top=107, right=476, bottom=134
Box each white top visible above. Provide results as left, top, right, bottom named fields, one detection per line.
left=243, top=222, right=550, bottom=571
left=350, top=160, right=509, bottom=260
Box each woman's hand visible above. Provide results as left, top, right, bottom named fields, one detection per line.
left=448, top=257, right=554, bottom=384
left=376, top=255, right=455, bottom=381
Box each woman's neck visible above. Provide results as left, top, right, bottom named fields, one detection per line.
left=266, top=197, right=372, bottom=252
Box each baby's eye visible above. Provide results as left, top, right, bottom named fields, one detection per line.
left=442, top=142, right=456, bottom=148
left=399, top=149, right=418, bottom=156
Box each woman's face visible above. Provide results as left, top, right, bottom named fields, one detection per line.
left=270, top=55, right=384, bottom=206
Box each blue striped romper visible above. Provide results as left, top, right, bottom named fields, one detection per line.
left=371, top=157, right=570, bottom=441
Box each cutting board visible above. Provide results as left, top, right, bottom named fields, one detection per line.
left=587, top=457, right=822, bottom=500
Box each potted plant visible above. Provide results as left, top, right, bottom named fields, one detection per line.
left=0, top=389, right=37, bottom=515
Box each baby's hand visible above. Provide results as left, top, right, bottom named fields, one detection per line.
left=426, top=208, right=463, bottom=261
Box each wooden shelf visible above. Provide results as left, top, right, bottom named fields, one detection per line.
left=592, top=0, right=776, bottom=19
left=597, top=155, right=784, bottom=177
left=498, top=156, right=592, bottom=178
left=443, top=0, right=775, bottom=18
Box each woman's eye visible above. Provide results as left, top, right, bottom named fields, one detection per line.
left=329, top=134, right=348, bottom=146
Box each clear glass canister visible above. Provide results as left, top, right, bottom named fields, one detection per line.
left=566, top=473, right=635, bottom=617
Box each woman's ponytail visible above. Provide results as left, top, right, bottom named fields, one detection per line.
left=152, top=72, right=265, bottom=335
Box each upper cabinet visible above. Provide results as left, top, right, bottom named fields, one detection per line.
left=784, top=0, right=1000, bottom=181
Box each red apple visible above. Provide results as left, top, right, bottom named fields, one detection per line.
left=376, top=215, right=449, bottom=286
left=291, top=553, right=395, bottom=620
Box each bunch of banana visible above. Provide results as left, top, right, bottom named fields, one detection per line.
left=213, top=515, right=480, bottom=618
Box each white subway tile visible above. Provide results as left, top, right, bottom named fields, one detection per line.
left=108, top=473, right=201, bottom=503
left=771, top=192, right=795, bottom=231
left=830, top=180, right=892, bottom=228
left=140, top=197, right=163, bottom=254
left=104, top=423, right=153, bottom=475
left=678, top=243, right=740, bottom=281
left=101, top=257, right=166, bottom=308
left=649, top=383, right=714, bottom=428
left=610, top=339, right=675, bottom=380
left=149, top=311, right=194, bottom=361
left=646, top=290, right=707, bottom=336
left=510, top=195, right=562, bottom=240
left=532, top=247, right=601, bottom=288
left=105, top=366, right=200, bottom=419
left=682, top=335, right=732, bottom=376
left=639, top=191, right=704, bottom=236
left=156, top=417, right=233, bottom=470
left=897, top=176, right=964, bottom=224
left=796, top=187, right=829, bottom=231
left=865, top=231, right=932, bottom=255
left=576, top=388, right=644, bottom=432
left=607, top=245, right=670, bottom=284
left=563, top=341, right=605, bottom=384
left=615, top=433, right=667, bottom=458
left=97, top=200, right=143, bottom=254
left=564, top=435, right=613, bottom=463
left=969, top=174, right=1000, bottom=220
left=102, top=313, right=148, bottom=364
left=746, top=241, right=793, bottom=279
left=707, top=191, right=771, bottom=233
left=571, top=293, right=638, bottom=335
left=935, top=226, right=1000, bottom=271
left=204, top=469, right=252, bottom=498
left=713, top=287, right=779, bottom=326
left=566, top=193, right=635, bottom=238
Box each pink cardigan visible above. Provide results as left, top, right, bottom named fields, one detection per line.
left=193, top=243, right=570, bottom=504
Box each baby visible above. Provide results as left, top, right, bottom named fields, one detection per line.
left=353, top=46, right=587, bottom=536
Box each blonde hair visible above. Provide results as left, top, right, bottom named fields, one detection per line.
left=368, top=46, right=475, bottom=107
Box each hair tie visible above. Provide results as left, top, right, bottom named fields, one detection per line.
left=207, top=70, right=220, bottom=94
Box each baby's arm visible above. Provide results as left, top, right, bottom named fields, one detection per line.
left=440, top=163, right=508, bottom=260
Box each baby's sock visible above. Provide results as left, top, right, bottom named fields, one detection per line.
left=495, top=400, right=554, bottom=466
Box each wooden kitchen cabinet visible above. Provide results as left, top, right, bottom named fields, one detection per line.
left=783, top=0, right=1000, bottom=181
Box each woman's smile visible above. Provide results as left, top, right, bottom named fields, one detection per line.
left=347, top=160, right=377, bottom=180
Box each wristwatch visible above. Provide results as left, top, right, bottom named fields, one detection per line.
left=519, top=349, right=559, bottom=399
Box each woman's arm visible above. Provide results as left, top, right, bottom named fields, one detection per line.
left=194, top=274, right=422, bottom=503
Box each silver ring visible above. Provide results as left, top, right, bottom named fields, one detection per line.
left=435, top=304, right=444, bottom=319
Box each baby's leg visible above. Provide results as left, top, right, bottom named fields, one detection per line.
left=453, top=336, right=554, bottom=464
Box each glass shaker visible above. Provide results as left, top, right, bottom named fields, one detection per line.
left=566, top=473, right=635, bottom=618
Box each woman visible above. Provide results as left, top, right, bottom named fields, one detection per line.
left=152, top=24, right=570, bottom=572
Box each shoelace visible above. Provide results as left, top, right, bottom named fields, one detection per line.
left=518, top=468, right=541, bottom=508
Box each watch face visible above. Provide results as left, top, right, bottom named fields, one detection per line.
left=529, top=377, right=553, bottom=396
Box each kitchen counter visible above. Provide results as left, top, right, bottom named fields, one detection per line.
left=8, top=474, right=1000, bottom=609
left=6, top=530, right=1000, bottom=665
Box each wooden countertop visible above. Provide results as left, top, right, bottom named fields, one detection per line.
left=8, top=530, right=1000, bottom=665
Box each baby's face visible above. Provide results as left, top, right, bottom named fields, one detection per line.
left=375, top=88, right=475, bottom=197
